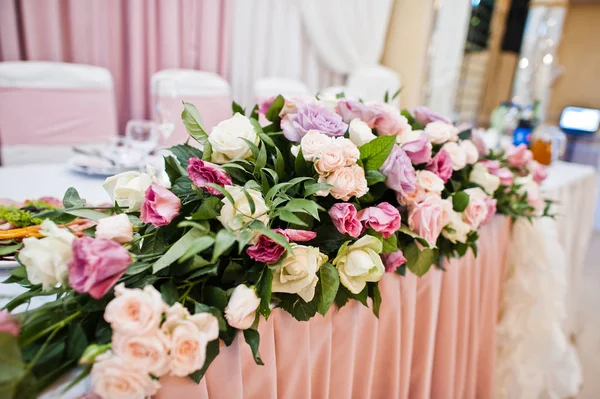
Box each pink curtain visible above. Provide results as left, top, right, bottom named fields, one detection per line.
left=156, top=216, right=512, bottom=399
left=0, top=0, right=232, bottom=130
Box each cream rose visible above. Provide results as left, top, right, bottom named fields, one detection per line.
left=460, top=140, right=479, bottom=164
left=271, top=244, right=328, bottom=302
left=224, top=284, right=261, bottom=330
left=91, top=352, right=161, bottom=399
left=470, top=163, right=500, bottom=195
left=396, top=129, right=423, bottom=145
left=19, top=220, right=74, bottom=290
left=217, top=186, right=269, bottom=236
left=103, top=167, right=160, bottom=212
left=442, top=207, right=471, bottom=244
left=111, top=331, right=170, bottom=376
left=299, top=129, right=332, bottom=162
left=462, top=187, right=489, bottom=230
left=416, top=170, right=445, bottom=194
left=348, top=118, right=376, bottom=147
left=320, top=164, right=369, bottom=201
left=208, top=113, right=259, bottom=164
left=424, top=121, right=456, bottom=144
left=332, top=235, right=384, bottom=294
left=313, top=146, right=347, bottom=175
left=95, top=213, right=133, bottom=243
left=104, top=283, right=167, bottom=336
left=335, top=137, right=360, bottom=165
left=441, top=142, right=467, bottom=171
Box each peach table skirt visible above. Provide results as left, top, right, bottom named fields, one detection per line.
left=156, top=216, right=511, bottom=399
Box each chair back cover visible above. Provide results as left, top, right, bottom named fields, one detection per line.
left=254, top=77, right=311, bottom=104
left=319, top=85, right=362, bottom=101
left=0, top=61, right=118, bottom=165
left=151, top=69, right=232, bottom=147
left=347, top=65, right=401, bottom=107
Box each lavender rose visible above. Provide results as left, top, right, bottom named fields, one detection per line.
left=281, top=103, right=348, bottom=142
left=380, top=146, right=417, bottom=200
left=412, top=106, right=450, bottom=125
left=401, top=134, right=432, bottom=164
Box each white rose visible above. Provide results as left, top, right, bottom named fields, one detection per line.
left=349, top=118, right=376, bottom=147
left=224, top=284, right=261, bottom=330
left=424, top=121, right=456, bottom=144
left=290, top=145, right=300, bottom=158
left=441, top=142, right=467, bottom=171
left=516, top=175, right=544, bottom=214
left=333, top=235, right=384, bottom=294
left=460, top=140, right=479, bottom=164
left=111, top=331, right=170, bottom=376
left=396, top=129, right=423, bottom=145
left=272, top=244, right=328, bottom=302
left=442, top=208, right=471, bottom=244
left=217, top=186, right=269, bottom=237
left=103, top=168, right=157, bottom=212
left=104, top=283, right=167, bottom=336
left=470, top=163, right=500, bottom=195
left=91, top=352, right=161, bottom=399
left=95, top=213, right=133, bottom=243
left=19, top=220, right=74, bottom=290
left=317, top=92, right=339, bottom=110
left=208, top=113, right=259, bottom=164
left=416, top=170, right=445, bottom=194
left=300, top=130, right=332, bottom=162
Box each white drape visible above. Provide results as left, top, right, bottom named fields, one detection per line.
left=230, top=0, right=345, bottom=108
left=297, top=0, right=394, bottom=74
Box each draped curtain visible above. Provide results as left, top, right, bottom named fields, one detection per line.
left=0, top=0, right=231, bottom=130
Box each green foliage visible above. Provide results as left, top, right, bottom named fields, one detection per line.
left=317, top=263, right=339, bottom=316
left=359, top=135, right=396, bottom=170
left=452, top=191, right=470, bottom=212
left=0, top=207, right=41, bottom=228
left=404, top=242, right=438, bottom=277
left=265, top=95, right=285, bottom=122
left=243, top=329, right=264, bottom=365
left=181, top=102, right=208, bottom=145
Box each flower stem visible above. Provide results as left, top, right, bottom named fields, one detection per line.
left=23, top=310, right=82, bottom=346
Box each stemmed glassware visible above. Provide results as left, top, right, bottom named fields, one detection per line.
left=153, top=78, right=179, bottom=145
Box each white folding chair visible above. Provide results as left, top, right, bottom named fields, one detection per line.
left=0, top=61, right=118, bottom=165
left=346, top=65, right=402, bottom=108
left=151, top=69, right=232, bottom=147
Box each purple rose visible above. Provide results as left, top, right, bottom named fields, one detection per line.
left=381, top=250, right=407, bottom=273
left=357, top=202, right=401, bottom=238
left=401, top=134, right=432, bottom=164
left=187, top=157, right=232, bottom=196
left=68, top=236, right=132, bottom=299
left=140, top=183, right=181, bottom=227
left=425, top=149, right=453, bottom=183
left=412, top=107, right=450, bottom=125
left=336, top=99, right=377, bottom=124
left=380, top=146, right=417, bottom=199
left=337, top=100, right=410, bottom=137
left=281, top=103, right=348, bottom=142
left=329, top=203, right=362, bottom=238
left=246, top=228, right=316, bottom=264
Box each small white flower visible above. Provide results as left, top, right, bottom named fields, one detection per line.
left=209, top=113, right=259, bottom=164
left=224, top=284, right=261, bottom=330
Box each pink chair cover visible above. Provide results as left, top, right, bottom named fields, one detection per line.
left=0, top=87, right=117, bottom=145
left=155, top=216, right=511, bottom=399
left=156, top=95, right=232, bottom=147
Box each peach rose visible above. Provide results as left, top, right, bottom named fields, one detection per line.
left=91, top=352, right=160, bottom=398
left=462, top=188, right=489, bottom=230
left=299, top=130, right=332, bottom=162
left=111, top=331, right=170, bottom=376
left=335, top=137, right=360, bottom=165
left=313, top=146, right=347, bottom=175
left=416, top=170, right=445, bottom=194
left=323, top=164, right=369, bottom=201
left=104, top=284, right=167, bottom=336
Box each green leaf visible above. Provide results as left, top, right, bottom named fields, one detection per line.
left=294, top=147, right=311, bottom=176
left=191, top=197, right=223, bottom=220
left=277, top=294, right=318, bottom=321
left=211, top=229, right=237, bottom=262
left=381, top=234, right=398, bottom=253
left=398, top=225, right=430, bottom=247
left=365, top=170, right=387, bottom=186
left=204, top=183, right=234, bottom=206
left=0, top=243, right=22, bottom=256
left=283, top=198, right=323, bottom=221
left=232, top=101, right=245, bottom=115
left=256, top=268, right=273, bottom=319
left=177, top=236, right=215, bottom=263
left=243, top=329, right=264, bottom=365
left=0, top=332, right=26, bottom=388
left=458, top=128, right=472, bottom=141
left=153, top=228, right=206, bottom=273
left=452, top=191, right=470, bottom=212
left=168, top=144, right=204, bottom=167
left=265, top=177, right=312, bottom=202
left=317, top=263, right=339, bottom=316
left=240, top=138, right=260, bottom=160
left=383, top=90, right=389, bottom=103
left=164, top=155, right=187, bottom=182
left=202, top=140, right=213, bottom=162
left=181, top=102, right=208, bottom=144
left=248, top=220, right=292, bottom=253
left=404, top=242, right=438, bottom=277
left=160, top=280, right=179, bottom=305
left=203, top=286, right=229, bottom=311
left=265, top=95, right=285, bottom=122
left=276, top=210, right=308, bottom=227
left=346, top=285, right=369, bottom=307
left=258, top=132, right=276, bottom=148
left=274, top=147, right=285, bottom=179
left=222, top=261, right=245, bottom=285
left=391, top=87, right=402, bottom=100
left=188, top=339, right=219, bottom=383
left=253, top=143, right=267, bottom=175
left=303, top=182, right=332, bottom=197
left=62, top=187, right=85, bottom=208
left=370, top=283, right=382, bottom=318
left=195, top=302, right=227, bottom=332
left=359, top=135, right=396, bottom=170
left=67, top=324, right=88, bottom=360
left=63, top=208, right=108, bottom=222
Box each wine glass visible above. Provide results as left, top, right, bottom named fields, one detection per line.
left=125, top=120, right=160, bottom=167
left=153, top=78, right=179, bottom=145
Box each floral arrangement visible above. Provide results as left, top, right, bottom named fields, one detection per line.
left=0, top=94, right=549, bottom=399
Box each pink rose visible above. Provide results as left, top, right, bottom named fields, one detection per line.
left=380, top=146, right=417, bottom=199
left=91, top=352, right=160, bottom=399
left=529, top=160, right=548, bottom=184
left=68, top=237, right=131, bottom=300
left=140, top=183, right=181, bottom=227
left=479, top=159, right=500, bottom=174
left=0, top=310, right=19, bottom=337
left=483, top=196, right=497, bottom=225
left=506, top=144, right=533, bottom=168
left=408, top=196, right=449, bottom=247
left=187, top=157, right=232, bottom=196
left=371, top=103, right=412, bottom=137
left=495, top=167, right=514, bottom=186
left=381, top=250, right=407, bottom=273
left=462, top=188, right=489, bottom=230
left=258, top=96, right=276, bottom=115
left=246, top=228, right=317, bottom=264
left=472, top=130, right=490, bottom=156
left=412, top=107, right=450, bottom=125
left=357, top=202, right=401, bottom=238
left=95, top=213, right=133, bottom=243
left=329, top=203, right=362, bottom=238
left=337, top=99, right=380, bottom=125
left=112, top=331, right=170, bottom=376
left=426, top=149, right=453, bottom=183
left=402, top=134, right=432, bottom=164
left=278, top=228, right=317, bottom=242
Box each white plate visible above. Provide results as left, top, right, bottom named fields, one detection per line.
left=67, top=154, right=140, bottom=177
left=0, top=260, right=19, bottom=270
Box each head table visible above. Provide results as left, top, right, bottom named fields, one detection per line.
left=0, top=161, right=595, bottom=399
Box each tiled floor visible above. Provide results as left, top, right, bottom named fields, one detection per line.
left=576, top=232, right=600, bottom=398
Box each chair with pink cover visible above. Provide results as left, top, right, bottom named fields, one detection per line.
left=0, top=61, right=118, bottom=166
left=151, top=69, right=232, bottom=147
